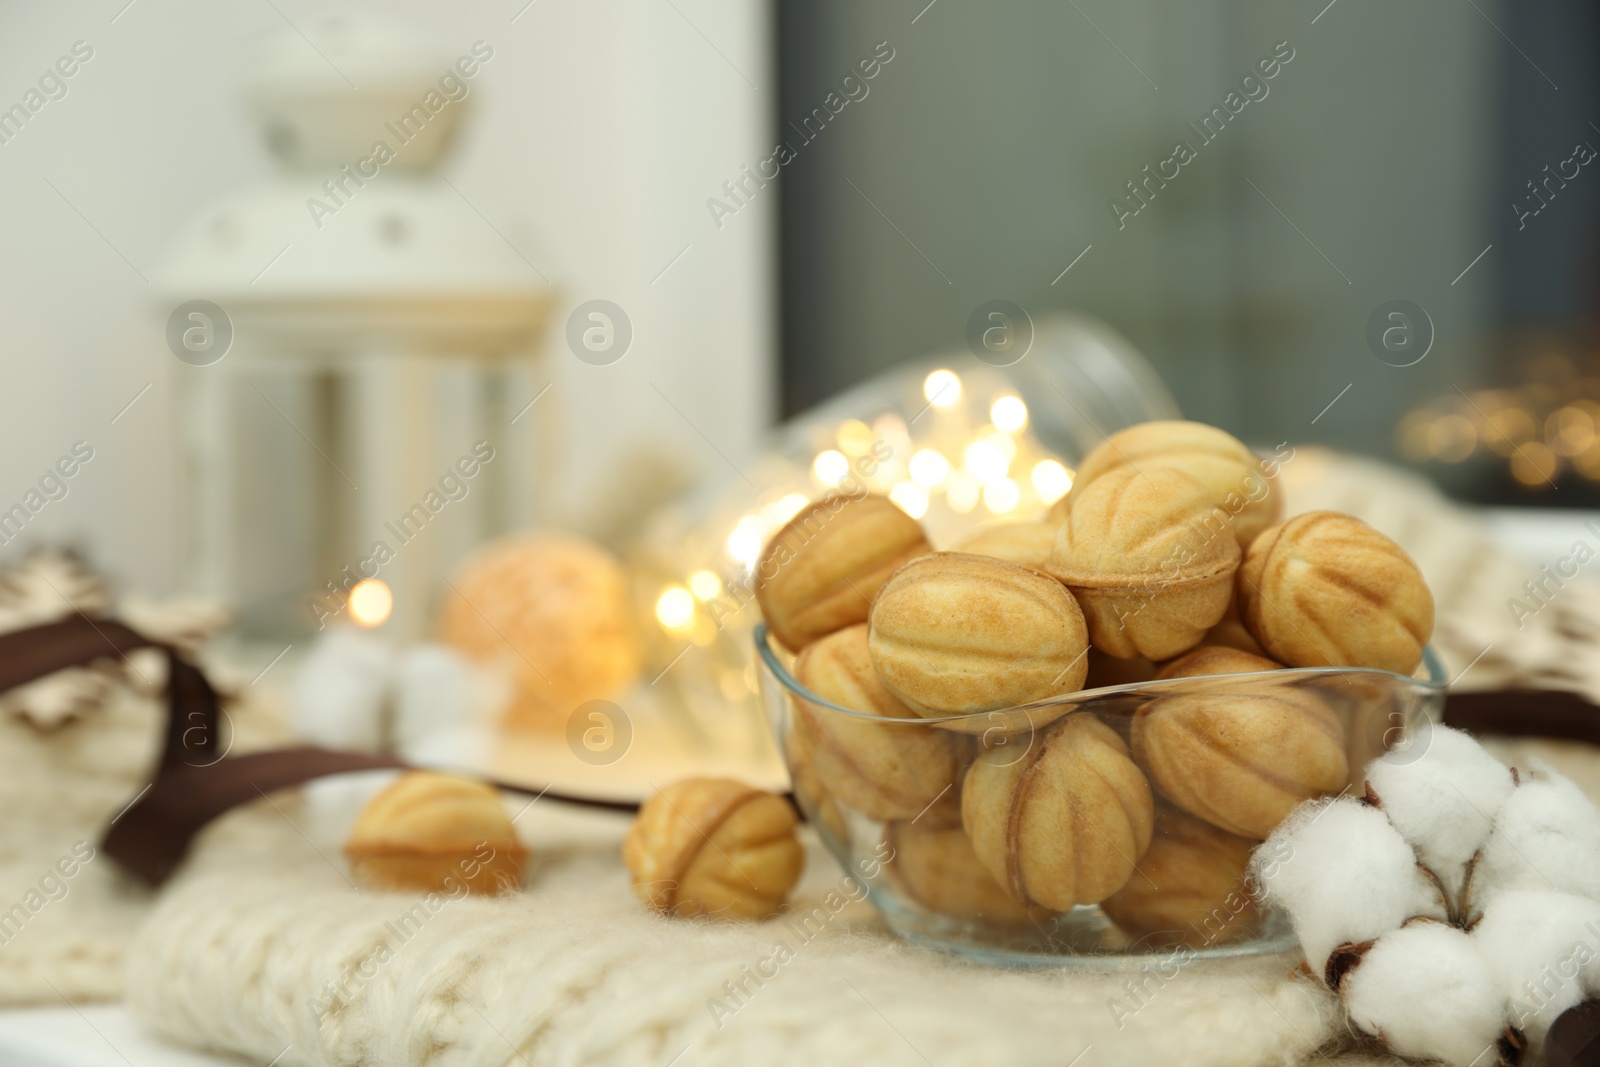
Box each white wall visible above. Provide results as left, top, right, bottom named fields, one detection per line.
left=0, top=0, right=774, bottom=595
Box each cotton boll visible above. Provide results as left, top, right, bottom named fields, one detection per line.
left=1252, top=797, right=1445, bottom=976
left=1473, top=889, right=1600, bottom=1039
left=1364, top=724, right=1514, bottom=898
left=392, top=644, right=486, bottom=759
left=1342, top=922, right=1512, bottom=1067
left=290, top=629, right=394, bottom=752
left=1478, top=761, right=1600, bottom=900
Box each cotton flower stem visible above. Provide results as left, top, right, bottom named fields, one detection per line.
left=1457, top=849, right=1483, bottom=929
left=1418, top=862, right=1454, bottom=923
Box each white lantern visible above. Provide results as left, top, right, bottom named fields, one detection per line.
left=155, top=13, right=554, bottom=640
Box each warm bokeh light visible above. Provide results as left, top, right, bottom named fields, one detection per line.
left=990, top=395, right=1028, bottom=433
left=727, top=517, right=763, bottom=567
left=764, top=492, right=810, bottom=527
left=812, top=449, right=849, bottom=487
left=888, top=481, right=930, bottom=519
left=983, top=477, right=1021, bottom=513
left=688, top=569, right=722, bottom=600
left=1483, top=407, right=1536, bottom=456
left=348, top=578, right=393, bottom=627
left=1547, top=404, right=1597, bottom=457
left=908, top=448, right=951, bottom=488
left=1511, top=442, right=1559, bottom=487
left=923, top=369, right=962, bottom=409
left=963, top=439, right=1009, bottom=483
left=1031, top=459, right=1072, bottom=504
left=1427, top=414, right=1477, bottom=462
left=836, top=418, right=874, bottom=455
left=947, top=473, right=980, bottom=513
left=656, top=586, right=696, bottom=629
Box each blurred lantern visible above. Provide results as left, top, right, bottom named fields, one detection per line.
left=155, top=13, right=554, bottom=640
left=625, top=315, right=1180, bottom=761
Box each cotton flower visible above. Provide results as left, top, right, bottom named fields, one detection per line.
left=1477, top=761, right=1600, bottom=904
left=1251, top=797, right=1443, bottom=977
left=1366, top=724, right=1515, bottom=898
left=1341, top=922, right=1514, bottom=1067
left=1472, top=890, right=1600, bottom=1035
left=1252, top=724, right=1600, bottom=1064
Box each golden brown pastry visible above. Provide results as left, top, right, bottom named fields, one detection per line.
left=1236, top=510, right=1434, bottom=675
left=345, top=772, right=527, bottom=895
left=868, top=553, right=1089, bottom=717
left=1049, top=466, right=1240, bottom=661
left=1131, top=688, right=1348, bottom=839
left=1100, top=807, right=1258, bottom=947
left=623, top=778, right=804, bottom=919
left=962, top=713, right=1154, bottom=911
left=437, top=533, right=640, bottom=731
left=1156, top=645, right=1281, bottom=680
left=756, top=494, right=931, bottom=652
left=784, top=724, right=849, bottom=843
left=954, top=521, right=1058, bottom=570
left=792, top=624, right=959, bottom=821
left=1063, top=420, right=1283, bottom=547
left=885, top=820, right=1054, bottom=925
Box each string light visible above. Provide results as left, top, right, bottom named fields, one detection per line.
left=656, top=586, right=696, bottom=630
left=1511, top=442, right=1559, bottom=487
left=836, top=419, right=874, bottom=454
left=812, top=450, right=849, bottom=487
left=888, top=481, right=929, bottom=519
left=983, top=477, right=1021, bottom=513
left=1031, top=459, right=1072, bottom=504
left=348, top=579, right=393, bottom=627
left=963, top=439, right=1009, bottom=483
left=727, top=517, right=763, bottom=568
left=688, top=570, right=722, bottom=600
left=947, top=473, right=980, bottom=513
left=990, top=396, right=1028, bottom=433
left=908, top=449, right=951, bottom=488
left=923, top=370, right=962, bottom=409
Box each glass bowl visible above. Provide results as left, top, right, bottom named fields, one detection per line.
left=755, top=622, right=1448, bottom=967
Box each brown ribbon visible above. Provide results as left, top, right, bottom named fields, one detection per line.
left=0, top=616, right=1595, bottom=887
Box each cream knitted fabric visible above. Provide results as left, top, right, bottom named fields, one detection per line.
left=126, top=805, right=1341, bottom=1067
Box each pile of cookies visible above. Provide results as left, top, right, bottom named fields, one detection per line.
left=757, top=420, right=1436, bottom=945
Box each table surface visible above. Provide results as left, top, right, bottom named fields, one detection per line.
left=2, top=506, right=1591, bottom=1067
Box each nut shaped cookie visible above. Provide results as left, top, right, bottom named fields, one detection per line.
left=955, top=521, right=1058, bottom=570
left=756, top=494, right=931, bottom=652
left=1049, top=466, right=1240, bottom=661
left=962, top=713, right=1154, bottom=911
left=1156, top=645, right=1282, bottom=680
left=868, top=553, right=1089, bottom=717
left=886, top=820, right=1054, bottom=925
left=345, top=772, right=527, bottom=895
left=1237, top=511, right=1434, bottom=675
left=1065, top=420, right=1283, bottom=547
left=1100, top=807, right=1258, bottom=946
left=793, top=624, right=960, bottom=820
left=623, top=778, right=804, bottom=919
left=1131, top=689, right=1348, bottom=839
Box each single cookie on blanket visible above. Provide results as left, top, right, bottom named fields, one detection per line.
left=344, top=771, right=527, bottom=895
left=624, top=778, right=804, bottom=920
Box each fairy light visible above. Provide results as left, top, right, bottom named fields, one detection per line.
left=348, top=579, right=393, bottom=627
left=963, top=439, right=1009, bottom=483
left=990, top=396, right=1028, bottom=433
left=947, top=473, right=980, bottom=513
left=727, top=517, right=763, bottom=568
left=1511, top=442, right=1559, bottom=487
left=923, top=370, right=962, bottom=410
left=983, top=477, right=1021, bottom=514
left=888, top=481, right=929, bottom=519
left=1427, top=414, right=1477, bottom=463
left=656, top=586, right=696, bottom=630
left=908, top=449, right=951, bottom=488
left=688, top=570, right=722, bottom=600
left=764, top=492, right=810, bottom=527
left=812, top=450, right=849, bottom=487
left=1031, top=459, right=1072, bottom=505
left=836, top=419, right=874, bottom=455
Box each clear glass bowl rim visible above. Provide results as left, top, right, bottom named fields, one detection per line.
left=754, top=622, right=1448, bottom=725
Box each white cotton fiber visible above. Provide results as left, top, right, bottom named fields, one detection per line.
left=290, top=628, right=394, bottom=752
left=1364, top=724, right=1514, bottom=895
left=392, top=644, right=482, bottom=759
left=1478, top=760, right=1600, bottom=899
left=1342, top=922, right=1509, bottom=1067
left=1251, top=797, right=1445, bottom=975
left=1473, top=889, right=1600, bottom=1038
